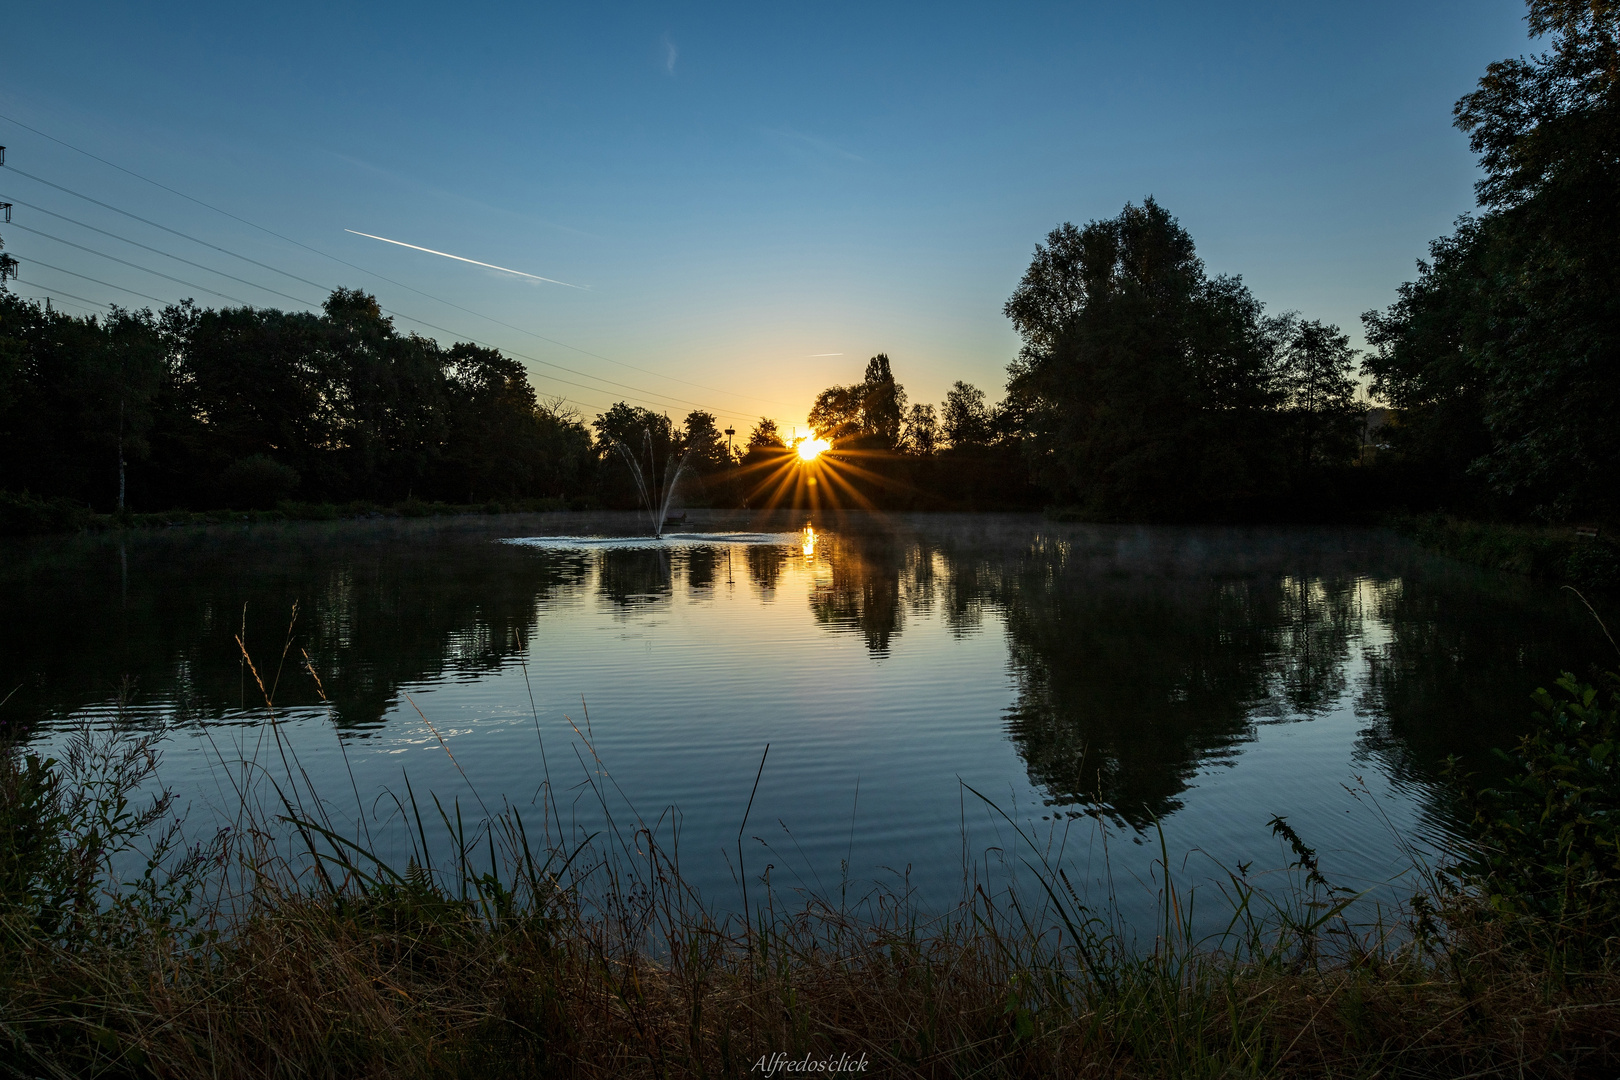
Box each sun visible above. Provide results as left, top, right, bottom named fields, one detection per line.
left=797, top=437, right=830, bottom=462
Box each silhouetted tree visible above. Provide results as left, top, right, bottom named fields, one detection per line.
left=807, top=383, right=864, bottom=445
left=592, top=403, right=675, bottom=456
left=808, top=354, right=909, bottom=451
left=1362, top=0, right=1620, bottom=519
left=1004, top=199, right=1284, bottom=519
left=747, top=417, right=785, bottom=449
left=442, top=342, right=554, bottom=500
left=1276, top=318, right=1361, bottom=470
left=680, top=409, right=730, bottom=472
left=940, top=381, right=994, bottom=448
left=0, top=289, right=594, bottom=512
left=901, top=403, right=939, bottom=455
left=858, top=354, right=906, bottom=450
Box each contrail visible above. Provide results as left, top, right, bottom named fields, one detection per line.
left=344, top=229, right=584, bottom=288
left=807, top=352, right=843, bottom=357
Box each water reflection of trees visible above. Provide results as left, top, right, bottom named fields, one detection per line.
left=746, top=545, right=787, bottom=600
left=797, top=522, right=1609, bottom=828
left=595, top=547, right=673, bottom=606
left=991, top=547, right=1359, bottom=824
left=1352, top=568, right=1606, bottom=786
left=807, top=530, right=942, bottom=655
left=1269, top=577, right=1359, bottom=718
left=0, top=522, right=589, bottom=731
left=8, top=516, right=1608, bottom=826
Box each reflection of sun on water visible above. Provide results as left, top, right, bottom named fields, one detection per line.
left=796, top=437, right=830, bottom=462
left=801, top=525, right=817, bottom=557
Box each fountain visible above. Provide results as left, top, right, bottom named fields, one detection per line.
left=609, top=429, right=694, bottom=538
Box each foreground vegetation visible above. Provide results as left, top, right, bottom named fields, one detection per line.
left=4, top=656, right=1620, bottom=1078
left=1398, top=515, right=1620, bottom=593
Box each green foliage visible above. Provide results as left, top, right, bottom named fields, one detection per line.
left=1453, top=670, right=1620, bottom=951
left=808, top=354, right=907, bottom=450
left=0, top=723, right=208, bottom=951
left=940, top=380, right=994, bottom=448
left=1404, top=514, right=1620, bottom=592
left=0, top=289, right=596, bottom=516
left=1002, top=199, right=1288, bottom=519
left=0, top=490, right=92, bottom=536
left=219, top=453, right=301, bottom=509
left=1362, top=2, right=1620, bottom=520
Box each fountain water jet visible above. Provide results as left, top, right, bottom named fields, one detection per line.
left=610, top=429, right=694, bottom=538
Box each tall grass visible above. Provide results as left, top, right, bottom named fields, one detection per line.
left=4, top=650, right=1620, bottom=1077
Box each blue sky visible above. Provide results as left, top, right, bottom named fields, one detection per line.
left=2, top=1, right=1531, bottom=433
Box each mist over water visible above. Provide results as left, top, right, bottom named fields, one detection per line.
left=2, top=512, right=1609, bottom=929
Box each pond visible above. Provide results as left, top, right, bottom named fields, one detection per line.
left=3, top=511, right=1612, bottom=928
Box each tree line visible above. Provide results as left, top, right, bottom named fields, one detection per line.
left=798, top=0, right=1617, bottom=524
left=0, top=0, right=1612, bottom=525
left=0, top=288, right=596, bottom=513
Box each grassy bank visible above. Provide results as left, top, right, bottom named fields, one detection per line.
left=4, top=671, right=1620, bottom=1077
left=1398, top=514, right=1620, bottom=593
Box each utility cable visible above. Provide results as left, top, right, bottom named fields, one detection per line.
left=15, top=223, right=726, bottom=421
left=6, top=222, right=261, bottom=307
left=0, top=114, right=801, bottom=413
left=5, top=174, right=768, bottom=422
left=7, top=168, right=334, bottom=295
left=24, top=252, right=209, bottom=308
left=8, top=282, right=107, bottom=312
left=8, top=198, right=321, bottom=308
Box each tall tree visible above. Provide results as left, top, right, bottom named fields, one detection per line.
left=858, top=354, right=906, bottom=449
left=1363, top=0, right=1620, bottom=518
left=443, top=342, right=542, bottom=500
left=1276, top=318, right=1361, bottom=469
left=680, top=409, right=731, bottom=472
left=746, top=417, right=785, bottom=448
left=808, top=355, right=909, bottom=450
left=900, top=403, right=939, bottom=455
left=940, top=381, right=994, bottom=448
left=1004, top=199, right=1282, bottom=519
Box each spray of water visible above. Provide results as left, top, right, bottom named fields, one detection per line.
left=609, top=430, right=694, bottom=538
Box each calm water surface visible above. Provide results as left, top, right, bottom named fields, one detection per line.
left=3, top=512, right=1611, bottom=924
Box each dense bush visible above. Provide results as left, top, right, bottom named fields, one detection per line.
left=1451, top=668, right=1620, bottom=955
left=0, top=491, right=92, bottom=536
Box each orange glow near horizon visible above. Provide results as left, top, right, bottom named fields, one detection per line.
left=734, top=430, right=898, bottom=517
left=796, top=437, right=830, bottom=462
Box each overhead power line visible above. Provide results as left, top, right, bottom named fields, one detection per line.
left=7, top=168, right=333, bottom=295
left=10, top=198, right=321, bottom=307
left=0, top=111, right=802, bottom=415
left=12, top=214, right=750, bottom=423
left=26, top=256, right=184, bottom=306
left=3, top=172, right=769, bottom=424
left=6, top=222, right=264, bottom=307
left=13, top=283, right=107, bottom=313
